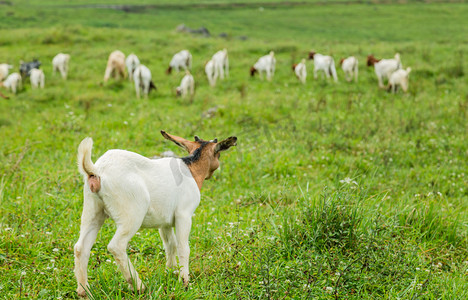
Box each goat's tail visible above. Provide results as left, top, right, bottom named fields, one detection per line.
left=78, top=137, right=101, bottom=192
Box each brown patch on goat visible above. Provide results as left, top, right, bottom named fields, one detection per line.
left=166, top=66, right=172, bottom=74
left=292, top=63, right=298, bottom=71
left=88, top=175, right=101, bottom=193
left=339, top=58, right=345, bottom=65
left=308, top=51, right=316, bottom=60
left=250, top=66, right=257, bottom=77
left=367, top=55, right=380, bottom=67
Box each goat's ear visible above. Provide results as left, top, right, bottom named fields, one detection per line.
left=214, top=136, right=237, bottom=153
left=161, top=130, right=197, bottom=153
left=194, top=136, right=201, bottom=142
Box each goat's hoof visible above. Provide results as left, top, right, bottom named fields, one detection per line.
left=76, top=287, right=88, bottom=298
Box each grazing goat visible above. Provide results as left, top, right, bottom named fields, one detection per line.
left=19, top=59, right=41, bottom=79
left=74, top=131, right=237, bottom=297
left=388, top=67, right=411, bottom=93
left=205, top=59, right=218, bottom=87
left=0, top=73, right=22, bottom=94
left=166, top=50, right=192, bottom=74
left=30, top=68, right=45, bottom=89
left=212, top=49, right=229, bottom=79
left=0, top=63, right=13, bottom=82
left=133, top=64, right=156, bottom=99
left=104, top=50, right=126, bottom=82
left=308, top=52, right=338, bottom=82
left=367, top=53, right=401, bottom=88
left=250, top=51, right=276, bottom=81
left=340, top=56, right=358, bottom=82
left=125, top=53, right=140, bottom=81
left=52, top=53, right=70, bottom=80
left=176, top=71, right=195, bottom=100
left=292, top=58, right=307, bottom=84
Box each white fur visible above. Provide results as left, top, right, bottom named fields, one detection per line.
left=205, top=59, right=218, bottom=87
left=311, top=53, right=338, bottom=82
left=52, top=53, right=70, bottom=80
left=30, top=68, right=45, bottom=89
left=104, top=50, right=126, bottom=82
left=133, top=64, right=152, bottom=99
left=169, top=50, right=192, bottom=73
left=294, top=59, right=307, bottom=84
left=389, top=67, right=411, bottom=93
left=125, top=53, right=140, bottom=81
left=341, top=56, right=358, bottom=82
left=253, top=51, right=276, bottom=81
left=0, top=63, right=13, bottom=82
left=212, top=49, right=229, bottom=79
left=176, top=72, right=195, bottom=98
left=2, top=72, right=22, bottom=94
left=373, top=53, right=401, bottom=88
left=74, top=138, right=200, bottom=297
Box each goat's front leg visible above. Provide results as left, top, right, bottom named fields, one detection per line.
left=175, top=215, right=192, bottom=286
left=159, top=227, right=177, bottom=269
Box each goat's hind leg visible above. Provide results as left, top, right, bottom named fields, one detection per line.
left=159, top=227, right=177, bottom=269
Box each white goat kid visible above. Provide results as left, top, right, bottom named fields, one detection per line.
left=74, top=132, right=237, bottom=297
left=250, top=51, right=276, bottom=81
left=133, top=64, right=156, bottom=99
left=30, top=68, right=45, bottom=89
left=104, top=50, right=126, bottom=82
left=292, top=59, right=307, bottom=84
left=125, top=53, right=140, bottom=81
left=389, top=67, right=411, bottom=93
left=167, top=50, right=192, bottom=74
left=308, top=51, right=338, bottom=82
left=52, top=53, right=70, bottom=80
left=0, top=63, right=13, bottom=82
left=176, top=71, right=195, bottom=99
left=212, top=49, right=229, bottom=79
left=367, top=53, right=401, bottom=88
left=340, top=56, right=358, bottom=82
left=205, top=59, right=218, bottom=87
left=1, top=72, right=22, bottom=94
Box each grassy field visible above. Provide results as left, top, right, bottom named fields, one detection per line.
left=1, top=0, right=467, bottom=299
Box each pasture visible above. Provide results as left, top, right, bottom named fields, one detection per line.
left=1, top=1, right=467, bottom=299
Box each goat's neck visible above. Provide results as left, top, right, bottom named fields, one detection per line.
left=186, top=157, right=210, bottom=190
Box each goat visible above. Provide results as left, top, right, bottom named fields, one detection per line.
left=367, top=53, right=401, bottom=88
left=176, top=71, right=195, bottom=100
left=0, top=63, right=13, bottom=82
left=340, top=56, right=358, bottom=82
left=52, top=53, right=70, bottom=80
left=212, top=49, right=229, bottom=79
left=74, top=131, right=237, bottom=297
left=292, top=58, right=307, bottom=84
left=30, top=68, right=45, bottom=89
left=250, top=51, right=276, bottom=81
left=104, top=50, right=126, bottom=82
left=166, top=50, right=192, bottom=74
left=308, top=51, right=338, bottom=82
left=133, top=64, right=156, bottom=99
left=0, top=73, right=22, bottom=94
left=388, top=67, right=411, bottom=93
left=125, top=53, right=140, bottom=81
left=205, top=59, right=218, bottom=87
left=19, top=59, right=41, bottom=79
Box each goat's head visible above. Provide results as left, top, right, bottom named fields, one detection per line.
left=367, top=55, right=379, bottom=67
left=166, top=66, right=172, bottom=75
left=292, top=63, right=298, bottom=71
left=339, top=58, right=345, bottom=66
left=161, top=130, right=237, bottom=181
left=308, top=51, right=316, bottom=60
left=250, top=66, right=257, bottom=77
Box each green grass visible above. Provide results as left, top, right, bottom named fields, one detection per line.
left=0, top=0, right=467, bottom=299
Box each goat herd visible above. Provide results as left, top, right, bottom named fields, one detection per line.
left=0, top=48, right=412, bottom=100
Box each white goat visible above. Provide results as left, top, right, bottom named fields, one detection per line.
left=250, top=51, right=276, bottom=81
left=205, top=59, right=218, bottom=87
left=166, top=50, right=192, bottom=74
left=292, top=59, right=307, bottom=84
left=367, top=53, right=401, bottom=88
left=104, top=50, right=126, bottom=82
left=30, top=68, right=45, bottom=89
left=52, top=53, right=70, bottom=80
left=74, top=132, right=237, bottom=297
left=0, top=63, right=13, bottom=82
left=0, top=72, right=22, bottom=94
left=212, top=48, right=229, bottom=79
left=388, top=67, right=411, bottom=93
left=176, top=71, right=195, bottom=99
left=340, top=56, right=358, bottom=82
left=308, top=51, right=338, bottom=82
left=133, top=64, right=156, bottom=99
left=125, top=53, right=140, bottom=81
